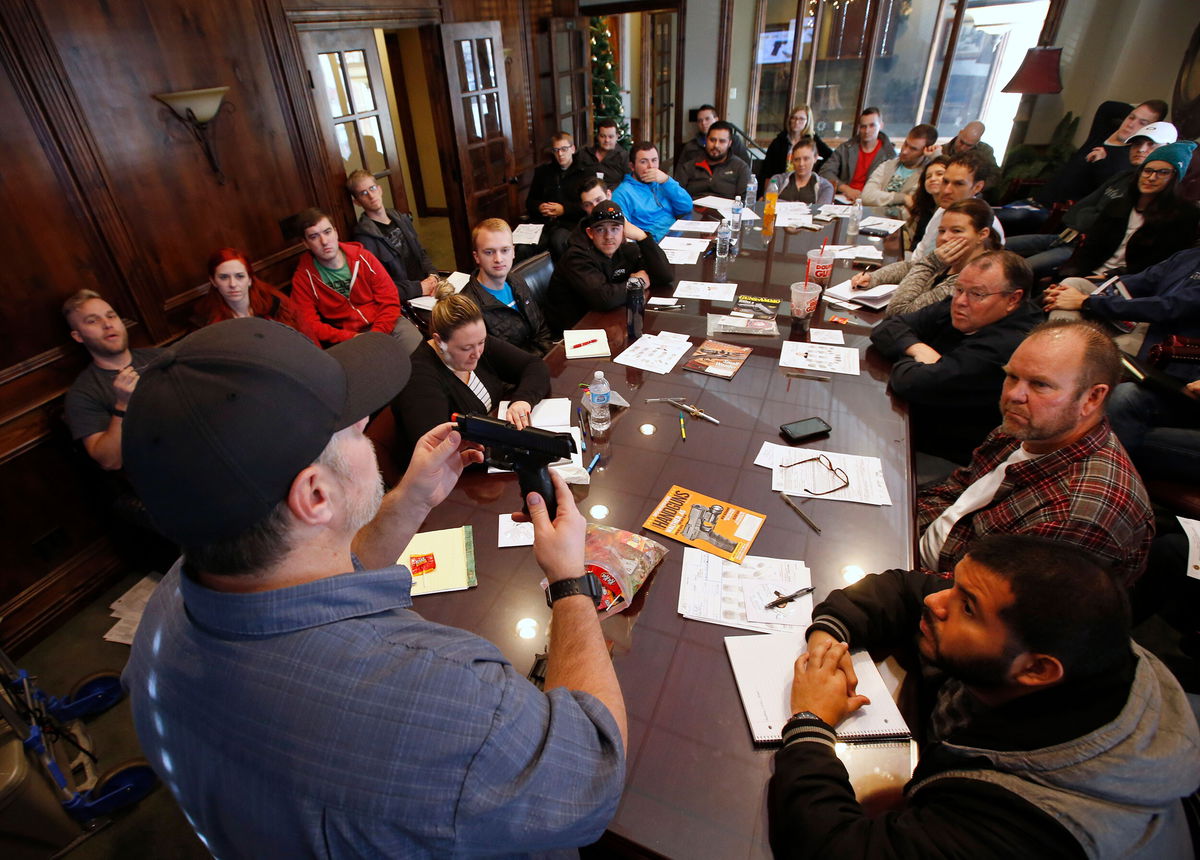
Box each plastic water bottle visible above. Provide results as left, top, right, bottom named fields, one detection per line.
left=745, top=174, right=758, bottom=210
left=589, top=371, right=611, bottom=434
left=848, top=198, right=862, bottom=242
left=626, top=276, right=646, bottom=341
left=716, top=218, right=731, bottom=259
left=731, top=195, right=743, bottom=231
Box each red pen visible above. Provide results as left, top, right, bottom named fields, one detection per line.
left=572, top=338, right=598, bottom=349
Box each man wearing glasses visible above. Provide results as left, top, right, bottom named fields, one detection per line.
left=917, top=320, right=1153, bottom=586
left=527, top=132, right=588, bottom=226
left=871, top=251, right=1043, bottom=465
left=347, top=169, right=439, bottom=301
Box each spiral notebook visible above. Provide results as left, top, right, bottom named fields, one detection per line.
left=725, top=632, right=910, bottom=744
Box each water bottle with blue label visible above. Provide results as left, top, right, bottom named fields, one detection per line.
left=589, top=371, right=611, bottom=434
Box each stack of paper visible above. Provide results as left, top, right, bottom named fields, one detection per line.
left=825, top=278, right=897, bottom=310
left=613, top=330, right=693, bottom=374
left=677, top=547, right=812, bottom=633
left=753, top=441, right=893, bottom=506
left=660, top=235, right=711, bottom=265
left=103, top=574, right=163, bottom=644
left=691, top=196, right=763, bottom=222
left=401, top=526, right=478, bottom=596
left=779, top=340, right=860, bottom=375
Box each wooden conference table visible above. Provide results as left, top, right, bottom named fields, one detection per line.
left=413, top=208, right=914, bottom=858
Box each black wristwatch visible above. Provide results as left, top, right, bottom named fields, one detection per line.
left=788, top=710, right=824, bottom=724
left=545, top=572, right=604, bottom=608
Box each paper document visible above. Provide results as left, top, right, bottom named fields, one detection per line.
left=677, top=547, right=811, bottom=632
left=613, top=333, right=693, bottom=374
left=692, top=195, right=761, bottom=221
left=401, top=526, right=477, bottom=596
left=498, top=514, right=534, bottom=547
left=1179, top=516, right=1200, bottom=580
left=511, top=223, right=544, bottom=244
left=674, top=280, right=737, bottom=302
left=779, top=340, right=860, bottom=375
left=858, top=216, right=906, bottom=232
left=754, top=441, right=892, bottom=506
left=104, top=573, right=163, bottom=645
left=832, top=244, right=883, bottom=261
left=447, top=271, right=470, bottom=290
left=808, top=328, right=845, bottom=344
left=648, top=296, right=683, bottom=307
left=725, top=635, right=910, bottom=743
left=825, top=278, right=897, bottom=310
left=820, top=204, right=854, bottom=218
left=670, top=219, right=719, bottom=234
left=660, top=236, right=711, bottom=251
left=663, top=247, right=702, bottom=265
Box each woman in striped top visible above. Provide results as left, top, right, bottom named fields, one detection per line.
left=391, top=282, right=550, bottom=467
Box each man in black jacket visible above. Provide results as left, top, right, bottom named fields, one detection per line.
left=769, top=534, right=1199, bottom=860
left=543, top=201, right=674, bottom=334
left=576, top=119, right=630, bottom=188
left=871, top=251, right=1044, bottom=463
left=460, top=218, right=554, bottom=356
left=347, top=169, right=439, bottom=301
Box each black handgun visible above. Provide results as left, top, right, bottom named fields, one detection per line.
left=453, top=413, right=577, bottom=519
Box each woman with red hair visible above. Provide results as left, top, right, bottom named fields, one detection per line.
left=197, top=248, right=316, bottom=343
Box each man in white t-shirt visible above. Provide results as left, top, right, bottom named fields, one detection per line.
left=916, top=320, right=1153, bottom=584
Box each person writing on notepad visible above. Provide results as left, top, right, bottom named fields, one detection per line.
left=768, top=535, right=1200, bottom=859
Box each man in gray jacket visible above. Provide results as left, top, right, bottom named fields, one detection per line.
left=860, top=123, right=938, bottom=217
left=770, top=534, right=1199, bottom=859
left=819, top=107, right=896, bottom=202
left=675, top=121, right=751, bottom=200
left=347, top=169, right=439, bottom=301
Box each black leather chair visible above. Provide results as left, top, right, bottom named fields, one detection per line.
left=510, top=251, right=554, bottom=307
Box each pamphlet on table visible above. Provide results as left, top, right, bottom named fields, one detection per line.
left=677, top=547, right=812, bottom=633
left=669, top=219, right=719, bottom=234
left=779, top=340, right=860, bottom=375
left=808, top=328, right=845, bottom=344
left=725, top=635, right=911, bottom=743
left=707, top=314, right=779, bottom=337
left=691, top=195, right=762, bottom=221
left=643, top=485, right=764, bottom=563
left=731, top=294, right=781, bottom=319
left=401, top=526, right=477, bottom=596
left=682, top=340, right=752, bottom=379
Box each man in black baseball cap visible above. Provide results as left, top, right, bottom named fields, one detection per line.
left=120, top=318, right=627, bottom=857
left=544, top=199, right=675, bottom=334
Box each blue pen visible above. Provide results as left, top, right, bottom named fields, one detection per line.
left=587, top=453, right=600, bottom=473
left=576, top=407, right=588, bottom=451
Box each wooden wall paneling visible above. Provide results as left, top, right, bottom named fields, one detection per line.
left=34, top=0, right=323, bottom=335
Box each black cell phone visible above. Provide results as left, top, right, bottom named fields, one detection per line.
left=780, top=417, right=832, bottom=445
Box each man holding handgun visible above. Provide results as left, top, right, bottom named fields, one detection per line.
left=121, top=319, right=626, bottom=857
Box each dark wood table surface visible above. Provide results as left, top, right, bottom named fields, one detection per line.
left=413, top=208, right=914, bottom=859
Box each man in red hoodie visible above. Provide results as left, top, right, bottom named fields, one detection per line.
left=291, top=207, right=421, bottom=352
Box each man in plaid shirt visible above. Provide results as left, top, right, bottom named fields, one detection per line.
left=918, top=320, right=1153, bottom=584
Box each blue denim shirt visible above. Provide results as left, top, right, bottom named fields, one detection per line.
left=123, top=560, right=624, bottom=858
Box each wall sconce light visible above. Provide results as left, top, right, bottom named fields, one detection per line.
left=154, top=86, right=231, bottom=184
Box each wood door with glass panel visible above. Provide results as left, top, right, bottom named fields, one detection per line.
left=437, top=22, right=516, bottom=229
left=299, top=28, right=408, bottom=215
left=642, top=12, right=677, bottom=161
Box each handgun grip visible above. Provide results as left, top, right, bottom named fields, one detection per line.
left=518, top=465, right=559, bottom=521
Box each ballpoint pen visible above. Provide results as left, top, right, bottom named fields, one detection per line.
left=784, top=370, right=832, bottom=383
left=765, top=585, right=815, bottom=609
left=778, top=491, right=821, bottom=534
left=575, top=407, right=587, bottom=451
left=571, top=338, right=598, bottom=349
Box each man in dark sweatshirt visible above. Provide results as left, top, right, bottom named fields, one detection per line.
left=543, top=201, right=673, bottom=334
left=871, top=251, right=1044, bottom=463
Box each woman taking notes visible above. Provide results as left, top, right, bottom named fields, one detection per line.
left=391, top=283, right=550, bottom=466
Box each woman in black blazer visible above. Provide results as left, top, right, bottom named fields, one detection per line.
left=391, top=284, right=550, bottom=466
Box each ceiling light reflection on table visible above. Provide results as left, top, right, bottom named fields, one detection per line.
left=639, top=423, right=656, bottom=435
left=841, top=565, right=866, bottom=584
left=515, top=618, right=539, bottom=639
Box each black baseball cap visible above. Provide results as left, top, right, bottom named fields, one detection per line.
left=583, top=200, right=626, bottom=229
left=122, top=318, right=410, bottom=546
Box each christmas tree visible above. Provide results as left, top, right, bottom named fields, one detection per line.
left=590, top=17, right=632, bottom=148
